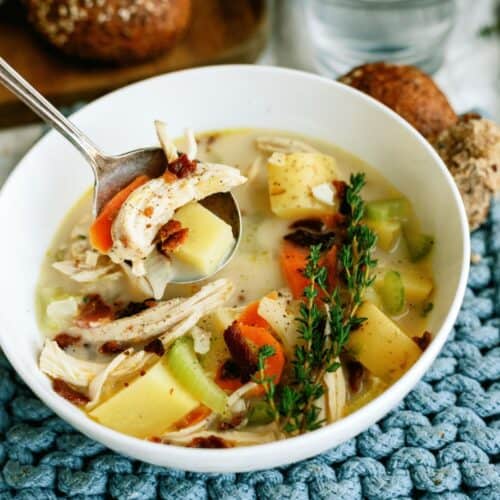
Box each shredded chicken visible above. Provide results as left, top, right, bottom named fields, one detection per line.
left=324, top=363, right=347, bottom=423
left=163, top=426, right=278, bottom=446
left=68, top=279, right=234, bottom=344
left=40, top=340, right=105, bottom=387
left=53, top=214, right=120, bottom=283
left=109, top=123, right=246, bottom=273
left=86, top=349, right=152, bottom=408
left=256, top=136, right=319, bottom=154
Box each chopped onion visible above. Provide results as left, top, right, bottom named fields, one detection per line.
left=312, top=182, right=336, bottom=206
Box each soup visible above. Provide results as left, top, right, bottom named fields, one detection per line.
left=36, top=125, right=434, bottom=447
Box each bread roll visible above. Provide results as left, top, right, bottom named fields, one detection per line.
left=339, top=62, right=457, bottom=141
left=25, top=0, right=191, bottom=64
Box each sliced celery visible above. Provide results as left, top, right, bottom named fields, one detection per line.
left=247, top=401, right=274, bottom=425
left=377, top=270, right=405, bottom=316
left=167, top=337, right=228, bottom=415
left=365, top=198, right=408, bottom=221
left=403, top=224, right=434, bottom=262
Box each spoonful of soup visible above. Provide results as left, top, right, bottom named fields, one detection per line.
left=0, top=58, right=245, bottom=288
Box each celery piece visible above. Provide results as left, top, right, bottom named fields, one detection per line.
left=377, top=270, right=405, bottom=316
left=167, top=337, right=228, bottom=415
left=403, top=224, right=434, bottom=262
left=247, top=401, right=274, bottom=426
left=365, top=198, right=408, bottom=221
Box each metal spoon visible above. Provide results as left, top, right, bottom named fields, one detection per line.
left=0, top=57, right=242, bottom=284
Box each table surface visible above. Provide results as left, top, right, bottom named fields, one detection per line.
left=1, top=0, right=499, bottom=186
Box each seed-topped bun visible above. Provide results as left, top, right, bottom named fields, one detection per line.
left=25, top=0, right=192, bottom=64
left=339, top=62, right=457, bottom=141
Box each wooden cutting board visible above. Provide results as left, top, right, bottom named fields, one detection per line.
left=0, top=0, right=267, bottom=127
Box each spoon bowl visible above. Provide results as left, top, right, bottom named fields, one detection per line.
left=0, top=57, right=242, bottom=284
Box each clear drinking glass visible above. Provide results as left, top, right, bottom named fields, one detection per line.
left=306, top=0, right=458, bottom=77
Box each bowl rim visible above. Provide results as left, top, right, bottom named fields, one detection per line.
left=0, top=64, right=470, bottom=472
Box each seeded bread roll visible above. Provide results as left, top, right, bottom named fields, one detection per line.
left=25, top=0, right=191, bottom=64
left=339, top=62, right=457, bottom=141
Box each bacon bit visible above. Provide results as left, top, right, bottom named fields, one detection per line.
left=144, top=338, right=165, bottom=357
left=115, top=301, right=150, bottom=319
left=140, top=370, right=146, bottom=376
left=53, top=379, right=89, bottom=406
left=157, top=219, right=189, bottom=255
left=333, top=180, right=348, bottom=213
left=174, top=405, right=211, bottom=430
left=54, top=333, right=80, bottom=349
left=413, top=331, right=432, bottom=351
left=76, top=294, right=113, bottom=327
left=167, top=153, right=197, bottom=178
left=346, top=360, right=365, bottom=393
left=218, top=413, right=244, bottom=431
left=223, top=322, right=257, bottom=383
left=149, top=436, right=162, bottom=443
left=289, top=218, right=325, bottom=232
left=187, top=436, right=230, bottom=448
left=99, top=341, right=128, bottom=355
left=143, top=206, right=154, bottom=217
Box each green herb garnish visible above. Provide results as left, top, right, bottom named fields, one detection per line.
left=254, top=173, right=377, bottom=435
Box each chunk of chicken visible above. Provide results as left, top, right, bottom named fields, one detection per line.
left=108, top=122, right=246, bottom=273
left=69, top=279, right=234, bottom=344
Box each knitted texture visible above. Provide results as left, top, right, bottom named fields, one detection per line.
left=0, top=201, right=499, bottom=499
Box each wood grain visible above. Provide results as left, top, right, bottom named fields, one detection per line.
left=0, top=0, right=267, bottom=127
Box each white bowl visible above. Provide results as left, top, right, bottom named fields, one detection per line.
left=0, top=65, right=469, bottom=473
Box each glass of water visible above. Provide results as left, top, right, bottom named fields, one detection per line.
left=306, top=0, right=457, bottom=77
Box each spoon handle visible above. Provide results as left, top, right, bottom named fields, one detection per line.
left=0, top=57, right=103, bottom=166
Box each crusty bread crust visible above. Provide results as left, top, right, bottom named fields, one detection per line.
left=339, top=62, right=457, bottom=141
left=25, top=0, right=191, bottom=64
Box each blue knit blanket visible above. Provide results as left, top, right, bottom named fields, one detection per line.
left=0, top=202, right=498, bottom=500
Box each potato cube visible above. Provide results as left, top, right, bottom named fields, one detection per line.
left=172, top=202, right=235, bottom=276
left=267, top=152, right=339, bottom=219
left=365, top=220, right=401, bottom=251
left=400, top=269, right=434, bottom=304
left=89, top=357, right=198, bottom=438
left=346, top=302, right=421, bottom=383
left=198, top=307, right=241, bottom=376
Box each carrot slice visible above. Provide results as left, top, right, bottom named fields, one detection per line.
left=238, top=301, right=270, bottom=330
left=215, top=322, right=286, bottom=396
left=173, top=405, right=211, bottom=430
left=215, top=363, right=244, bottom=393
left=238, top=323, right=285, bottom=387
left=89, top=175, right=149, bottom=253
left=324, top=244, right=338, bottom=289
left=280, top=240, right=310, bottom=300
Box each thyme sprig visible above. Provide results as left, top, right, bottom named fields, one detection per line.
left=253, top=173, right=377, bottom=434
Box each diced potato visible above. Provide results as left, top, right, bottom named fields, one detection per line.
left=375, top=267, right=433, bottom=304
left=267, top=152, right=339, bottom=218
left=89, top=357, right=198, bottom=438
left=173, top=202, right=235, bottom=276
left=198, top=307, right=241, bottom=375
left=346, top=302, right=421, bottom=383
left=365, top=220, right=401, bottom=251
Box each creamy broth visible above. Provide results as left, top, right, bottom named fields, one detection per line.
left=36, top=128, right=434, bottom=444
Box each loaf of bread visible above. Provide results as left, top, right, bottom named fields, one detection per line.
left=339, top=62, right=457, bottom=141
left=25, top=0, right=191, bottom=64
